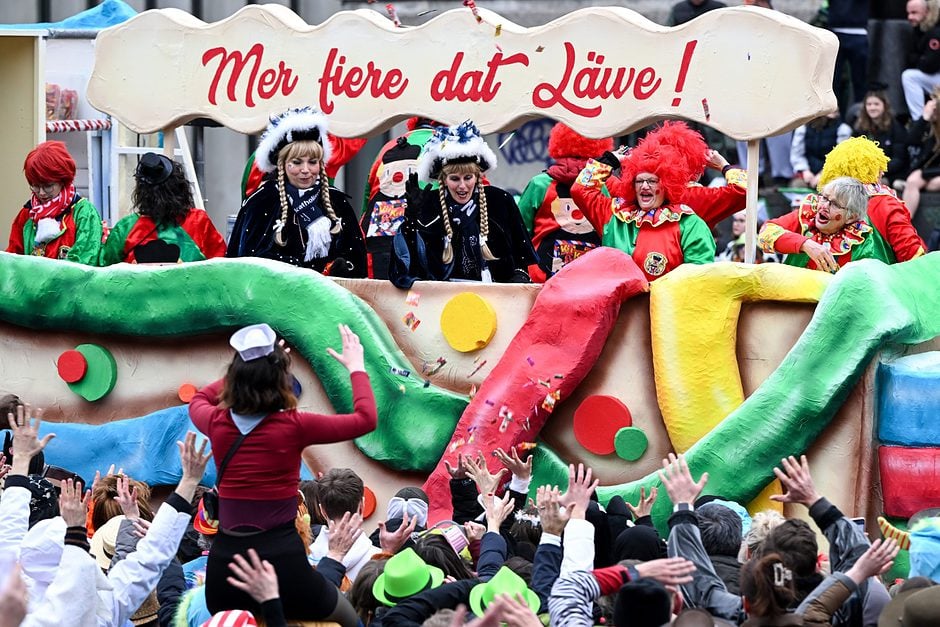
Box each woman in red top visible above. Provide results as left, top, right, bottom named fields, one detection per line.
left=189, top=323, right=376, bottom=625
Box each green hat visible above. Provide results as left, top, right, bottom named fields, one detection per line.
left=469, top=566, right=541, bottom=616
left=372, top=548, right=444, bottom=606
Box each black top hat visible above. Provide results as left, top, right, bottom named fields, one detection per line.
left=383, top=137, right=422, bottom=164
left=135, top=152, right=174, bottom=185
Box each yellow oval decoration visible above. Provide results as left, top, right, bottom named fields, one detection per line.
left=440, top=292, right=498, bottom=353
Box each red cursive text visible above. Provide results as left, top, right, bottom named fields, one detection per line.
left=202, top=43, right=298, bottom=108
left=430, top=51, right=529, bottom=102
left=532, top=42, right=666, bottom=117
left=318, top=48, right=408, bottom=114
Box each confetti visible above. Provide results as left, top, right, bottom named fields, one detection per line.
left=494, top=42, right=503, bottom=53
left=385, top=3, right=402, bottom=27
left=390, top=366, right=411, bottom=377
left=553, top=374, right=564, bottom=379
left=398, top=384, right=406, bottom=394
left=417, top=9, right=437, bottom=17
left=424, top=356, right=447, bottom=376
left=537, top=379, right=552, bottom=388
left=468, top=359, right=488, bottom=377
left=498, top=405, right=513, bottom=433
left=405, top=290, right=421, bottom=307
left=526, top=356, right=535, bottom=366
left=485, top=399, right=495, bottom=407
left=498, top=132, right=515, bottom=150
left=463, top=0, right=483, bottom=23
left=701, top=98, right=711, bottom=122
left=541, top=390, right=560, bottom=411
left=495, top=24, right=502, bottom=36
left=516, top=442, right=537, bottom=452
left=449, top=437, right=466, bottom=453
left=402, top=312, right=420, bottom=331
left=469, top=384, right=478, bottom=399
left=536, top=45, right=545, bottom=53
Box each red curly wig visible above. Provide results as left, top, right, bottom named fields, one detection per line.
left=609, top=122, right=705, bottom=206
left=548, top=123, right=614, bottom=160
left=23, top=141, right=76, bottom=186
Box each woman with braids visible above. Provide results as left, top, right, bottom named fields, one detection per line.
left=226, top=107, right=367, bottom=277
left=389, top=121, right=536, bottom=287
left=101, top=152, right=226, bottom=264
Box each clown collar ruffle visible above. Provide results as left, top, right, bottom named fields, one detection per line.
left=798, top=202, right=871, bottom=255
left=613, top=203, right=693, bottom=227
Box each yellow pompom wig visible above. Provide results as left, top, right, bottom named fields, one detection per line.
left=817, top=136, right=889, bottom=188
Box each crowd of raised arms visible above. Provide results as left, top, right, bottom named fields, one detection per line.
left=1, top=317, right=938, bottom=627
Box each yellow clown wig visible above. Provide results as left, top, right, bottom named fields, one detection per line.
left=818, top=136, right=889, bottom=188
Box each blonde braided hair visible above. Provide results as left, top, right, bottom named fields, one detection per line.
left=274, top=140, right=341, bottom=248
left=438, top=163, right=497, bottom=265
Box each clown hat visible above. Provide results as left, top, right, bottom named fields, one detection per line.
left=548, top=123, right=613, bottom=160
left=255, top=107, right=331, bottom=173
left=417, top=121, right=497, bottom=182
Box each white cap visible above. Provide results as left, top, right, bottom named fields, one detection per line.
left=230, top=323, right=277, bottom=361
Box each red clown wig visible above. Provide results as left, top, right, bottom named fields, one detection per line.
left=23, top=141, right=76, bottom=187
left=548, top=123, right=614, bottom=160
left=610, top=121, right=707, bottom=206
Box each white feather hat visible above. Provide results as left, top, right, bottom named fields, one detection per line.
left=255, top=107, right=331, bottom=173
left=417, top=121, right=497, bottom=183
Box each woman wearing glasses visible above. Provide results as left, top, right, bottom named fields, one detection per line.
left=571, top=123, right=716, bottom=282
left=6, top=141, right=102, bottom=264
left=759, top=137, right=925, bottom=272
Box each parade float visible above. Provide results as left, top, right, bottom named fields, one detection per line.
left=1, top=4, right=938, bottom=579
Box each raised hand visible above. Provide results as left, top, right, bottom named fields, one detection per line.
left=498, top=593, right=541, bottom=627
left=326, top=324, right=365, bottom=374
left=562, top=463, right=599, bottom=517
left=536, top=485, right=569, bottom=536
left=626, top=486, right=658, bottom=520
left=444, top=453, right=469, bottom=480
left=770, top=455, right=822, bottom=508
left=176, top=432, right=211, bottom=502
left=464, top=521, right=486, bottom=543
left=115, top=474, right=141, bottom=521
left=327, top=511, right=364, bottom=562
left=658, top=453, right=708, bottom=506
left=494, top=447, right=532, bottom=481
left=59, top=478, right=91, bottom=528
left=7, top=405, right=54, bottom=472
left=379, top=510, right=418, bottom=554
left=484, top=491, right=515, bottom=533
left=635, top=557, right=697, bottom=586
left=464, top=452, right=507, bottom=498
left=845, top=538, right=899, bottom=584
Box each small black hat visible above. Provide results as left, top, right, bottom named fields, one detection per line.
left=135, top=152, right=174, bottom=185
left=383, top=137, right=422, bottom=164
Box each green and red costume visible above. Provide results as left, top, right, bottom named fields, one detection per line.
left=759, top=184, right=926, bottom=270
left=571, top=158, right=716, bottom=282
left=6, top=193, right=101, bottom=265
left=101, top=209, right=226, bottom=265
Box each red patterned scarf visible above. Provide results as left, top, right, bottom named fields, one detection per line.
left=29, top=183, right=76, bottom=222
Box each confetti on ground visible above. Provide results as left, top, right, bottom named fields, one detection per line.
left=468, top=359, right=488, bottom=377
left=385, top=3, right=402, bottom=27
left=536, top=45, right=544, bottom=52
left=402, top=312, right=420, bottom=331
left=405, top=290, right=421, bottom=307
left=390, top=367, right=411, bottom=377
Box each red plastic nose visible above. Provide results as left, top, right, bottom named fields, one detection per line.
left=392, top=172, right=404, bottom=183
left=571, top=209, right=584, bottom=220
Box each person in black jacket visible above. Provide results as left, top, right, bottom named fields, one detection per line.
left=390, top=121, right=536, bottom=288
left=903, top=87, right=940, bottom=216
left=902, top=0, right=940, bottom=121
left=227, top=107, right=367, bottom=277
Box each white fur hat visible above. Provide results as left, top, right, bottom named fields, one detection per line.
left=255, top=107, right=331, bottom=173
left=417, top=121, right=497, bottom=183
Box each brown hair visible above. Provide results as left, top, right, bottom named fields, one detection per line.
left=740, top=553, right=796, bottom=618
left=348, top=558, right=387, bottom=625
left=91, top=475, right=154, bottom=531
left=274, top=140, right=340, bottom=247
left=218, top=344, right=297, bottom=415
left=438, top=162, right=496, bottom=265
left=855, top=90, right=895, bottom=136
left=317, top=468, right=364, bottom=520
